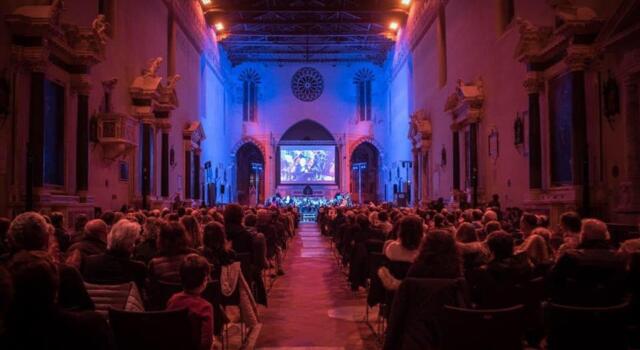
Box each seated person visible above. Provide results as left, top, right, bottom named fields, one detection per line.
left=456, top=222, right=490, bottom=269
left=149, top=222, right=197, bottom=284
left=4, top=251, right=111, bottom=350
left=201, top=221, right=236, bottom=279
left=65, top=219, right=108, bottom=269
left=166, top=254, right=214, bottom=350
left=516, top=227, right=554, bottom=268
left=81, top=219, right=147, bottom=292
left=554, top=211, right=581, bottom=256
left=470, top=231, right=533, bottom=307
left=5, top=212, right=93, bottom=311
left=548, top=219, right=627, bottom=306
left=383, top=215, right=423, bottom=263
left=407, top=230, right=462, bottom=279
left=134, top=216, right=162, bottom=264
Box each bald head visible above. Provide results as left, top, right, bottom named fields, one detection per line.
left=85, top=219, right=108, bottom=243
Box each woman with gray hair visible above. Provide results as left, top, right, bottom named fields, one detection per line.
left=81, top=219, right=147, bottom=291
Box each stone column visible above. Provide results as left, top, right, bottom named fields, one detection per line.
left=469, top=123, right=479, bottom=207
left=26, top=71, right=45, bottom=211
left=452, top=130, right=460, bottom=191
left=141, top=123, right=153, bottom=210
left=184, top=149, right=192, bottom=199
left=619, top=70, right=640, bottom=212
left=161, top=131, right=169, bottom=198
left=72, top=74, right=91, bottom=199
left=524, top=71, right=544, bottom=189
left=565, top=44, right=593, bottom=215
left=193, top=149, right=201, bottom=201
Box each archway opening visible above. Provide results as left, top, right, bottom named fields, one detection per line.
left=350, top=142, right=380, bottom=204
left=236, top=143, right=265, bottom=205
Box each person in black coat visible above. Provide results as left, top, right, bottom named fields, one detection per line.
left=81, top=219, right=147, bottom=292
left=4, top=212, right=94, bottom=311
left=4, top=251, right=113, bottom=350
left=65, top=219, right=108, bottom=269
left=548, top=218, right=627, bottom=306
left=224, top=204, right=253, bottom=254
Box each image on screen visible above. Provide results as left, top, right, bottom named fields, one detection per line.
left=280, top=145, right=336, bottom=184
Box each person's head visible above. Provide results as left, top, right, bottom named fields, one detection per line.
left=107, top=219, right=140, bottom=255
left=482, top=210, right=497, bottom=224
left=520, top=213, right=538, bottom=233
left=487, top=230, right=514, bottom=260
left=415, top=230, right=461, bottom=277
left=73, top=214, right=88, bottom=234
left=50, top=212, right=64, bottom=229
left=203, top=221, right=226, bottom=251
left=433, top=213, right=447, bottom=228
left=244, top=213, right=257, bottom=228
left=378, top=211, right=389, bottom=223
left=8, top=251, right=59, bottom=312
left=580, top=219, right=610, bottom=244
left=560, top=211, right=581, bottom=234
left=224, top=204, right=244, bottom=226
left=158, top=221, right=189, bottom=256
left=180, top=254, right=211, bottom=294
left=100, top=211, right=115, bottom=227
left=472, top=209, right=483, bottom=222
left=84, top=219, right=108, bottom=243
left=484, top=220, right=502, bottom=236
left=492, top=194, right=499, bottom=201
left=7, top=212, right=50, bottom=253
left=455, top=222, right=478, bottom=243
left=143, top=216, right=162, bottom=241
left=180, top=215, right=201, bottom=248
left=356, top=214, right=370, bottom=230
left=398, top=215, right=423, bottom=250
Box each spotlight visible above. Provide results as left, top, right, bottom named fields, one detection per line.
left=401, top=0, right=411, bottom=6
left=389, top=21, right=399, bottom=31
left=200, top=0, right=212, bottom=5
left=215, top=22, right=225, bottom=32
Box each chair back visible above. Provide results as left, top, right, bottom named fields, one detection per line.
left=147, top=281, right=182, bottom=310
left=84, top=282, right=144, bottom=317
left=441, top=304, right=525, bottom=350
left=544, top=301, right=629, bottom=350
left=109, top=308, right=198, bottom=350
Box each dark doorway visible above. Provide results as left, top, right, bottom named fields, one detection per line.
left=350, top=142, right=379, bottom=204
left=236, top=143, right=265, bottom=205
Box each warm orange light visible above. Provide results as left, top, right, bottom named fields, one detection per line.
left=201, top=0, right=212, bottom=6
left=389, top=21, right=399, bottom=31
left=401, top=0, right=411, bottom=6
left=215, top=22, right=225, bottom=31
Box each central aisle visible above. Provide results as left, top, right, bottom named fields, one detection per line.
left=254, top=223, right=377, bottom=350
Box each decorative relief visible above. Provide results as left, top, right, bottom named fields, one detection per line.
left=445, top=78, right=485, bottom=128
left=291, top=67, right=324, bottom=102
left=408, top=110, right=432, bottom=152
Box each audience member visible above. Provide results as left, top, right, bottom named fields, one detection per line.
left=383, top=215, right=422, bottom=263
left=81, top=219, right=147, bottom=291
left=65, top=219, right=108, bottom=269
left=166, top=254, right=213, bottom=350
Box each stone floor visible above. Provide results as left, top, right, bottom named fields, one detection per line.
left=246, top=223, right=378, bottom=350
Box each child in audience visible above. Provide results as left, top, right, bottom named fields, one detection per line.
left=166, top=254, right=214, bottom=350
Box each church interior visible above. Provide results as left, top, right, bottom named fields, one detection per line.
left=0, top=0, right=639, bottom=349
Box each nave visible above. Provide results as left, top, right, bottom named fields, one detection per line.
left=253, top=223, right=377, bottom=350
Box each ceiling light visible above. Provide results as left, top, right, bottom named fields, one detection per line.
left=401, top=0, right=411, bottom=6
left=215, top=22, right=225, bottom=31
left=389, top=21, right=399, bottom=31
left=200, top=0, right=212, bottom=6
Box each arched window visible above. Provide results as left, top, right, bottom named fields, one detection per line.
left=239, top=69, right=260, bottom=122
left=354, top=68, right=375, bottom=122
